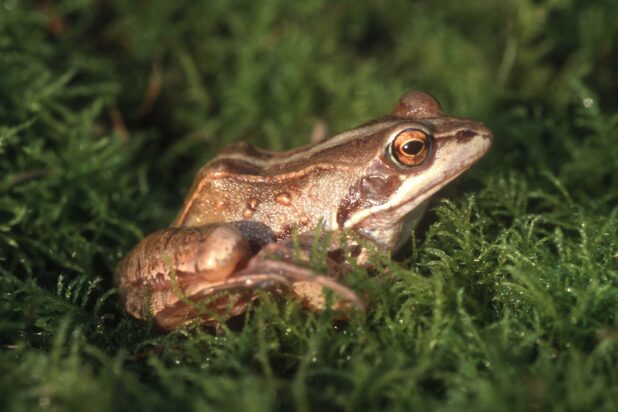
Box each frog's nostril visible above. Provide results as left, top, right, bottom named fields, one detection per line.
left=476, top=124, right=494, bottom=141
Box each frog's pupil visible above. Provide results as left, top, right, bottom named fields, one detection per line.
left=402, top=140, right=424, bottom=156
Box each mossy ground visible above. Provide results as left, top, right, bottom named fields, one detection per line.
left=1, top=1, right=617, bottom=411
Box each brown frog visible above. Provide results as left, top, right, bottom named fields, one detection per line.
left=115, top=91, right=493, bottom=330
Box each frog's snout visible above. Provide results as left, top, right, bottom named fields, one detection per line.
left=479, top=124, right=494, bottom=142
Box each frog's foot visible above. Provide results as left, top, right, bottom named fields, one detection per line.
left=154, top=262, right=364, bottom=330
left=239, top=259, right=365, bottom=313
left=238, top=234, right=367, bottom=314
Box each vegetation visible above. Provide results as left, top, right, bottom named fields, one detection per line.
left=1, top=1, right=617, bottom=410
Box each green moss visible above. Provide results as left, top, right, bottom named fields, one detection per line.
left=1, top=1, right=617, bottom=411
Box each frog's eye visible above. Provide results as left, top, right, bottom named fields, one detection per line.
left=390, top=129, right=431, bottom=167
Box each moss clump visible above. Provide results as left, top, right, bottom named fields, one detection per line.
left=1, top=1, right=617, bottom=411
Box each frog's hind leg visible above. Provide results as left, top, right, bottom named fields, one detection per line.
left=116, top=223, right=263, bottom=330
left=153, top=262, right=365, bottom=331
left=116, top=224, right=364, bottom=331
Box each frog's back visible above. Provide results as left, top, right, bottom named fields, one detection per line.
left=172, top=119, right=399, bottom=242
left=173, top=154, right=359, bottom=247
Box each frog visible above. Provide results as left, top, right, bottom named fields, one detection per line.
left=115, top=91, right=493, bottom=331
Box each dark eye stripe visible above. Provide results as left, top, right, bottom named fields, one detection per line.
left=455, top=129, right=478, bottom=142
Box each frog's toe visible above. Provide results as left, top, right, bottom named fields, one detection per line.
left=242, top=259, right=365, bottom=313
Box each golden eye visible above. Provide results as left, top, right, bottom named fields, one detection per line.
left=390, top=129, right=431, bottom=167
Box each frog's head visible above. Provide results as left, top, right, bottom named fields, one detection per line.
left=337, top=91, right=493, bottom=251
